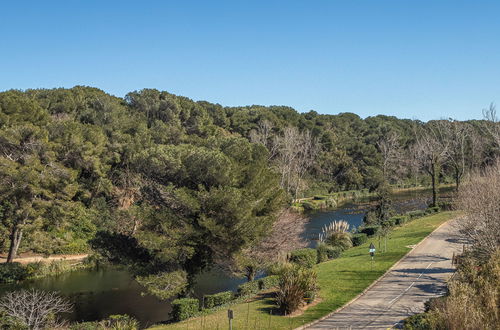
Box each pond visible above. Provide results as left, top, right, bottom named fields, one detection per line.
left=0, top=187, right=451, bottom=327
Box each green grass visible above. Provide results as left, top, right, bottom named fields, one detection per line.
left=151, top=211, right=458, bottom=330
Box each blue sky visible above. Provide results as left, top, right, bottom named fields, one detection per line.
left=1, top=1, right=499, bottom=121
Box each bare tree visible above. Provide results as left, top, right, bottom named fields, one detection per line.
left=274, top=127, right=318, bottom=199
left=220, top=209, right=307, bottom=281
left=377, top=131, right=401, bottom=181
left=443, top=120, right=471, bottom=191
left=249, top=120, right=278, bottom=159
left=456, top=160, right=500, bottom=261
left=0, top=290, right=72, bottom=330
left=414, top=121, right=450, bottom=206
left=482, top=103, right=500, bottom=151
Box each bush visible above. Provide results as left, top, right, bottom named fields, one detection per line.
left=276, top=265, right=318, bottom=314
left=203, top=291, right=233, bottom=309
left=403, top=313, right=433, bottom=330
left=70, top=315, right=139, bottom=330
left=301, top=201, right=314, bottom=211
left=171, top=298, right=199, bottom=321
left=289, top=248, right=318, bottom=268
left=324, top=231, right=352, bottom=251
left=237, top=279, right=260, bottom=296
left=317, top=244, right=342, bottom=261
left=438, top=201, right=453, bottom=211
left=425, top=206, right=440, bottom=214
left=0, top=262, right=28, bottom=284
left=258, top=275, right=280, bottom=290
left=406, top=210, right=425, bottom=219
left=359, top=225, right=380, bottom=237
left=351, top=233, right=368, bottom=246
left=391, top=215, right=409, bottom=225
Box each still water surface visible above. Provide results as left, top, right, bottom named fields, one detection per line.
left=0, top=188, right=447, bottom=327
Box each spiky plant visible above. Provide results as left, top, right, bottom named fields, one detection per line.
left=318, top=220, right=352, bottom=251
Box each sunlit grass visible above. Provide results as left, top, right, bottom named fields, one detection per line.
left=151, top=211, right=458, bottom=329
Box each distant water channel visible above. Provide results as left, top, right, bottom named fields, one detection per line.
left=0, top=187, right=451, bottom=327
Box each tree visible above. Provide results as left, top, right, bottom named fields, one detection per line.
left=442, top=120, right=471, bottom=191
left=414, top=121, right=450, bottom=206
left=221, top=209, right=307, bottom=281
left=273, top=127, right=318, bottom=199
left=377, top=131, right=401, bottom=181
left=482, top=103, right=500, bottom=152
left=0, top=125, right=77, bottom=262
left=0, top=290, right=72, bottom=329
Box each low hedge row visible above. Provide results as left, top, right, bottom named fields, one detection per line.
left=351, top=233, right=368, bottom=246
left=316, top=244, right=342, bottom=262
left=171, top=298, right=199, bottom=321
left=203, top=291, right=233, bottom=309
left=289, top=248, right=317, bottom=268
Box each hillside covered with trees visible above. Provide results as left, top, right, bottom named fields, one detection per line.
left=1, top=86, right=498, bottom=299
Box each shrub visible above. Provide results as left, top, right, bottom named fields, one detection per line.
left=425, top=206, right=440, bottom=214
left=325, top=246, right=342, bottom=259
left=324, top=231, right=352, bottom=251
left=276, top=265, right=318, bottom=314
left=351, top=233, right=368, bottom=246
left=70, top=315, right=139, bottom=329
left=289, top=248, right=318, bottom=268
left=203, top=291, right=233, bottom=309
left=391, top=215, right=409, bottom=225
left=403, top=313, right=433, bottom=330
left=381, top=217, right=396, bottom=227
left=317, top=243, right=342, bottom=261
left=0, top=262, right=28, bottom=284
left=316, top=244, right=329, bottom=263
left=438, top=201, right=453, bottom=211
left=258, top=275, right=280, bottom=290
left=237, top=279, right=260, bottom=296
left=406, top=210, right=425, bottom=219
left=171, top=298, right=199, bottom=321
left=301, top=201, right=316, bottom=211
left=359, top=225, right=380, bottom=237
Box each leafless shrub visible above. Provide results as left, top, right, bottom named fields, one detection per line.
left=0, top=289, right=72, bottom=330
left=455, top=160, right=500, bottom=261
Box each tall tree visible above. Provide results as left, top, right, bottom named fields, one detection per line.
left=414, top=121, right=450, bottom=206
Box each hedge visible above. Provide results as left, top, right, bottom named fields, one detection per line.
left=438, top=201, right=453, bottom=211
left=289, top=248, right=318, bottom=268
left=425, top=206, right=440, bottom=214
left=390, top=215, right=409, bottom=225
left=351, top=233, right=368, bottom=246
left=171, top=298, right=199, bottom=321
left=317, top=244, right=342, bottom=261
left=0, top=262, right=28, bottom=284
left=359, top=225, right=380, bottom=237
left=237, top=279, right=260, bottom=296
left=406, top=210, right=426, bottom=219
left=203, top=291, right=233, bottom=309
left=258, top=275, right=280, bottom=290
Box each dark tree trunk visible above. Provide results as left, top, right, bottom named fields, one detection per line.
left=455, top=168, right=461, bottom=192
left=430, top=162, right=440, bottom=207
left=246, top=266, right=256, bottom=282
left=7, top=226, right=23, bottom=263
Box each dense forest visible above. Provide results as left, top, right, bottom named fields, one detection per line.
left=1, top=87, right=498, bottom=299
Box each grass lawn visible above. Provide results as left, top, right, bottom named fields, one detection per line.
left=151, top=211, right=458, bottom=330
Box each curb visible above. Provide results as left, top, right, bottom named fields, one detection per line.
left=296, top=214, right=456, bottom=330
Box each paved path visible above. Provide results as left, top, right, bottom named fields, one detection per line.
left=307, top=220, right=463, bottom=329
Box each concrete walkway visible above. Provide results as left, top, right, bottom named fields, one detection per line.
left=307, top=220, right=463, bottom=329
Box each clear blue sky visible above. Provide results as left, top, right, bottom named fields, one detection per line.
left=1, top=1, right=499, bottom=121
